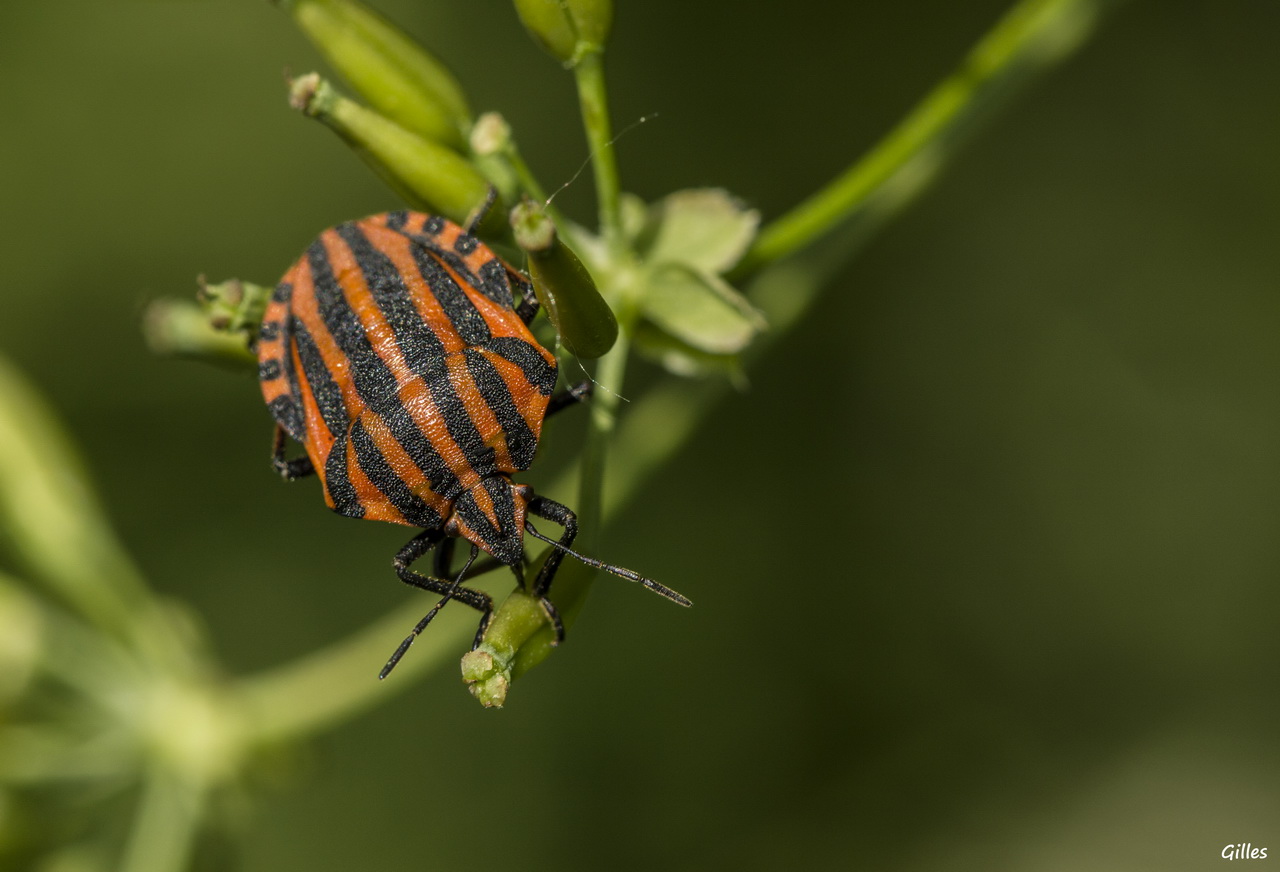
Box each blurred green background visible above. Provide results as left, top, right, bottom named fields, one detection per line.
left=3, top=0, right=1279, bottom=869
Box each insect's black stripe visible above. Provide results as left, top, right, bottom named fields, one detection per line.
left=349, top=419, right=444, bottom=528
left=331, top=225, right=495, bottom=479
left=271, top=281, right=292, bottom=303
left=267, top=396, right=304, bottom=443
left=397, top=223, right=513, bottom=310
left=290, top=316, right=348, bottom=441
left=482, top=337, right=557, bottom=396
left=403, top=241, right=492, bottom=344
left=383, top=211, right=409, bottom=232
left=452, top=480, right=519, bottom=559
left=258, top=359, right=282, bottom=381
left=305, top=236, right=464, bottom=498
left=439, top=246, right=512, bottom=308
left=477, top=258, right=517, bottom=308
left=335, top=224, right=451, bottom=368
left=463, top=348, right=539, bottom=470
left=273, top=316, right=307, bottom=441
left=323, top=435, right=364, bottom=519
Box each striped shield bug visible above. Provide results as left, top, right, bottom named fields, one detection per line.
left=255, top=210, right=690, bottom=678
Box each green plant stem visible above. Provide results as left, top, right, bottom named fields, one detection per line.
left=119, top=767, right=205, bottom=872
left=573, top=49, right=623, bottom=255
left=733, top=0, right=1111, bottom=278
left=506, top=324, right=632, bottom=675
left=0, top=356, right=199, bottom=680
left=235, top=593, right=474, bottom=743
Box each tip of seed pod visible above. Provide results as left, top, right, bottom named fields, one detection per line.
left=461, top=649, right=509, bottom=708
left=287, top=72, right=323, bottom=114
left=510, top=202, right=556, bottom=253
left=470, top=112, right=511, bottom=157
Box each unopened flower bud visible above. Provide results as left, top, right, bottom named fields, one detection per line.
left=277, top=0, right=471, bottom=149
left=513, top=0, right=612, bottom=64
left=511, top=203, right=617, bottom=359
left=290, top=74, right=494, bottom=229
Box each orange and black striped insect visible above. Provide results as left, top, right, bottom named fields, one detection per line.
left=256, top=210, right=690, bottom=678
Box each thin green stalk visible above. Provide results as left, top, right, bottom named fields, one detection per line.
left=573, top=50, right=623, bottom=255
left=0, top=356, right=199, bottom=680
left=733, top=0, right=1111, bottom=278
left=235, top=593, right=473, bottom=743
left=118, top=767, right=205, bottom=872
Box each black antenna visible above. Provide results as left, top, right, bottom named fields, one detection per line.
left=524, top=524, right=692, bottom=607
left=380, top=543, right=480, bottom=679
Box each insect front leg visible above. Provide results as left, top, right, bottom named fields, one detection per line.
left=433, top=535, right=508, bottom=582
left=383, top=531, right=493, bottom=678
left=271, top=425, right=315, bottom=480
left=521, top=493, right=583, bottom=644
left=525, top=492, right=692, bottom=610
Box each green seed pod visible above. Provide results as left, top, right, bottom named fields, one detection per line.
left=513, top=0, right=612, bottom=64
left=289, top=74, right=498, bottom=234
left=511, top=202, right=618, bottom=359
left=277, top=0, right=471, bottom=150
left=143, top=299, right=257, bottom=368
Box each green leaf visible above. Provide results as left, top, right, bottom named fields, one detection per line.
left=638, top=263, right=765, bottom=356
left=641, top=188, right=760, bottom=275
left=632, top=320, right=747, bottom=382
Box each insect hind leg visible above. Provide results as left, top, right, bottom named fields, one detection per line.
left=271, top=425, right=314, bottom=480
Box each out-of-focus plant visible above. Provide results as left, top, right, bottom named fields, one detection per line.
left=2, top=0, right=1117, bottom=867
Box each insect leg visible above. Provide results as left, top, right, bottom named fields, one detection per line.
left=512, top=270, right=540, bottom=325
left=433, top=535, right=507, bottom=581
left=545, top=381, right=593, bottom=418
left=384, top=532, right=494, bottom=677
left=271, top=425, right=315, bottom=480
left=464, top=185, right=499, bottom=235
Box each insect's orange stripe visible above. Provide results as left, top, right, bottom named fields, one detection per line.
left=445, top=351, right=515, bottom=473
left=287, top=254, right=363, bottom=422
left=483, top=349, right=551, bottom=437
left=343, top=431, right=408, bottom=525
left=289, top=336, right=334, bottom=475
left=361, top=222, right=466, bottom=353
left=320, top=229, right=480, bottom=491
